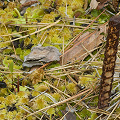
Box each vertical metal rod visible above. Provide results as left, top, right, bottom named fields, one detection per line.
left=98, top=15, right=120, bottom=109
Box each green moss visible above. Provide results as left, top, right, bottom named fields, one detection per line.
left=76, top=109, right=91, bottom=119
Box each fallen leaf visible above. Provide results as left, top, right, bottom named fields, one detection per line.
left=90, top=0, right=99, bottom=9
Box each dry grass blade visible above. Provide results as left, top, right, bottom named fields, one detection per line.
left=0, top=28, right=36, bottom=37
left=106, top=101, right=120, bottom=120
left=24, top=89, right=91, bottom=119
left=63, top=9, right=106, bottom=52
left=10, top=23, right=96, bottom=29
left=43, top=81, right=71, bottom=98
left=19, top=105, right=41, bottom=119
left=88, top=108, right=111, bottom=115
left=2, top=20, right=60, bottom=44
left=114, top=113, right=120, bottom=120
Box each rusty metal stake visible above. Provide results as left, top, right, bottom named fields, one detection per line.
left=98, top=15, right=120, bottom=109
